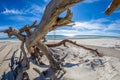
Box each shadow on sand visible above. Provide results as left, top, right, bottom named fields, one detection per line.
left=33, top=68, right=65, bottom=80
left=0, top=70, right=16, bottom=80
left=33, top=63, right=80, bottom=80
left=29, top=57, right=49, bottom=68
left=63, top=62, right=80, bottom=68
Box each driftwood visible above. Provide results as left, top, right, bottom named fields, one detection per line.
left=8, top=49, right=30, bottom=80
left=47, top=39, right=102, bottom=57
left=25, top=0, right=84, bottom=52
left=23, top=0, right=84, bottom=70
left=0, top=0, right=120, bottom=80
left=31, top=46, right=44, bottom=65
left=0, top=0, right=101, bottom=79
left=19, top=20, right=37, bottom=37
left=1, top=0, right=96, bottom=71
left=0, top=27, right=25, bottom=41
left=0, top=0, right=84, bottom=78
left=1, top=0, right=115, bottom=79
left=105, top=0, right=120, bottom=15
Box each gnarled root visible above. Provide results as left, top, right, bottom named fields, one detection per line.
left=47, top=39, right=102, bottom=57
left=30, top=46, right=44, bottom=65
left=50, top=69, right=66, bottom=80
left=36, top=42, right=63, bottom=70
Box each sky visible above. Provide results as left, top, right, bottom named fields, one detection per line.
left=0, top=0, right=120, bottom=38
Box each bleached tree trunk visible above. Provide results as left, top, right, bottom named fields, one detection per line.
left=25, top=0, right=83, bottom=51
left=24, top=0, right=83, bottom=69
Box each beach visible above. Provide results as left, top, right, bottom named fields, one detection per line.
left=0, top=38, right=120, bottom=80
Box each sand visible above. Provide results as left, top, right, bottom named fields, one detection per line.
left=0, top=38, right=120, bottom=80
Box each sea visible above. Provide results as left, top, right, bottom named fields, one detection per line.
left=0, top=35, right=120, bottom=40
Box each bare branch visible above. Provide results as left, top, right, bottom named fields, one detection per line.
left=47, top=39, right=102, bottom=57
left=25, top=0, right=84, bottom=50
left=19, top=20, right=38, bottom=34
left=50, top=9, right=73, bottom=31
left=105, top=0, right=120, bottom=15
left=0, top=27, right=25, bottom=41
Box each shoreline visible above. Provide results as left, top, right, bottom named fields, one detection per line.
left=0, top=35, right=120, bottom=41
left=0, top=37, right=120, bottom=41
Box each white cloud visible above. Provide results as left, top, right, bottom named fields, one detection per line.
left=0, top=26, right=9, bottom=38
left=48, top=30, right=80, bottom=37
left=1, top=4, right=44, bottom=22
left=8, top=15, right=40, bottom=23
left=1, top=0, right=111, bottom=17
left=2, top=8, right=23, bottom=15
left=2, top=4, right=45, bottom=16
left=73, top=18, right=120, bottom=31
left=24, top=4, right=45, bottom=16
left=73, top=18, right=108, bottom=30
left=48, top=18, right=120, bottom=36
left=44, top=0, right=50, bottom=2
left=73, top=22, right=105, bottom=30
left=48, top=29, right=120, bottom=36
left=0, top=33, right=8, bottom=38
left=90, top=18, right=110, bottom=23
left=104, top=20, right=120, bottom=31
left=83, top=0, right=99, bottom=3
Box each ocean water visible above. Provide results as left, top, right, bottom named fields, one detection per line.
left=0, top=35, right=120, bottom=40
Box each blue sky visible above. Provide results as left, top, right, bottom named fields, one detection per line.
left=0, top=0, right=120, bottom=38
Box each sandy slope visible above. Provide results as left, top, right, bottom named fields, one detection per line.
left=0, top=38, right=120, bottom=80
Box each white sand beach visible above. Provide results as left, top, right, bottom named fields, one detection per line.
left=0, top=38, right=120, bottom=80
